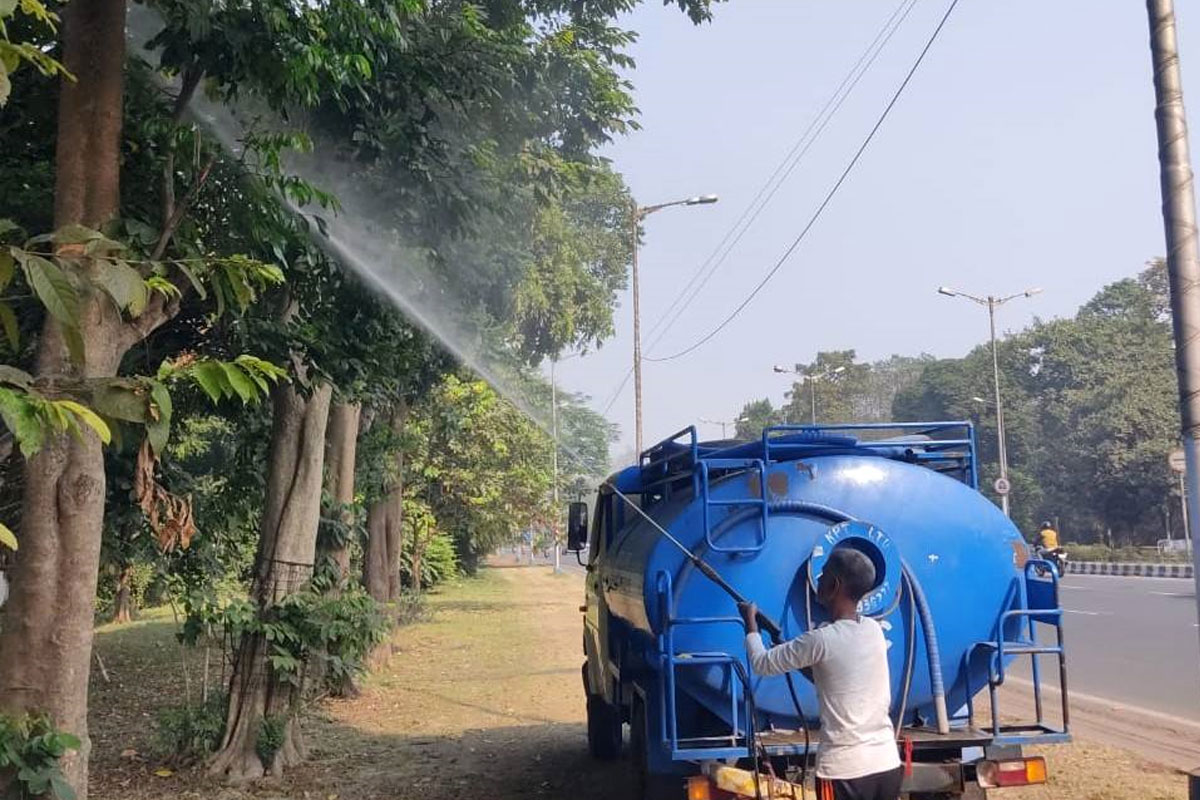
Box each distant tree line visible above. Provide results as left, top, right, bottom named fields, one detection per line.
left=735, top=261, right=1180, bottom=544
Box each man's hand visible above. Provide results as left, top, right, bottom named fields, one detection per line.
left=737, top=601, right=758, bottom=633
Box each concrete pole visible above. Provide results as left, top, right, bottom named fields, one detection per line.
left=809, top=377, right=817, bottom=425
left=1146, top=0, right=1200, bottom=659
left=1183, top=471, right=1193, bottom=553
left=551, top=359, right=561, bottom=574
left=988, top=297, right=1011, bottom=516
left=631, top=205, right=644, bottom=456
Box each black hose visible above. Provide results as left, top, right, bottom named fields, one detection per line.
left=893, top=572, right=917, bottom=736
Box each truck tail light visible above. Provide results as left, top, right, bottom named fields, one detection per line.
left=977, top=756, right=1048, bottom=788
left=687, top=776, right=713, bottom=800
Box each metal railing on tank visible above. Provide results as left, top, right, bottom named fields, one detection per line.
left=653, top=569, right=759, bottom=762
left=639, top=426, right=701, bottom=506
left=964, top=559, right=1070, bottom=746
left=760, top=421, right=979, bottom=489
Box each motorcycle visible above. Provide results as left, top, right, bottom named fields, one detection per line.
left=1035, top=545, right=1068, bottom=577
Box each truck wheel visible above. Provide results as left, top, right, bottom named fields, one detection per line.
left=631, top=699, right=684, bottom=800
left=584, top=664, right=622, bottom=760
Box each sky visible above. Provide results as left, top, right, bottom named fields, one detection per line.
left=548, top=0, right=1198, bottom=463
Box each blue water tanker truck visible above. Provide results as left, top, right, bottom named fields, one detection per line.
left=565, top=422, right=1070, bottom=800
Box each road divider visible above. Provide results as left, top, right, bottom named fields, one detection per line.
left=1066, top=561, right=1193, bottom=578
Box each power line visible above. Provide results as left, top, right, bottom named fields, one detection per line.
left=642, top=0, right=919, bottom=354
left=594, top=1, right=921, bottom=421
left=645, top=0, right=962, bottom=364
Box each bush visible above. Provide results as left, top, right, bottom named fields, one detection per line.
left=155, top=693, right=227, bottom=764
left=0, top=713, right=80, bottom=800
left=1064, top=543, right=1190, bottom=563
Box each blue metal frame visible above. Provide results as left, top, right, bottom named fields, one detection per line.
left=699, top=458, right=769, bottom=554
left=654, top=569, right=756, bottom=762
left=762, top=422, right=979, bottom=490
left=964, top=560, right=1071, bottom=745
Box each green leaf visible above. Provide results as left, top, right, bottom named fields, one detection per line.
left=21, top=254, right=79, bottom=329
left=0, top=387, right=43, bottom=456
left=219, top=362, right=256, bottom=403
left=55, top=400, right=111, bottom=444
left=0, top=0, right=18, bottom=19
left=0, top=523, right=16, bottom=551
left=174, top=262, right=207, bottom=300
left=147, top=380, right=172, bottom=455
left=0, top=302, right=14, bottom=354
left=90, top=382, right=149, bottom=423
left=0, top=365, right=31, bottom=388
left=60, top=324, right=84, bottom=365
left=97, top=259, right=147, bottom=315
left=0, top=248, right=14, bottom=291
left=49, top=772, right=76, bottom=800
left=51, top=223, right=121, bottom=253
left=189, top=362, right=228, bottom=403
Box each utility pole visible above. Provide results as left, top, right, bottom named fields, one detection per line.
left=551, top=359, right=561, bottom=574
left=1146, top=0, right=1200, bottom=659
left=630, top=194, right=718, bottom=454
left=630, top=206, right=644, bottom=456
left=987, top=297, right=1009, bottom=517
left=938, top=286, right=1041, bottom=516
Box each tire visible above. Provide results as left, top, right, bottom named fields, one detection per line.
left=631, top=699, right=685, bottom=800
left=584, top=663, right=622, bottom=760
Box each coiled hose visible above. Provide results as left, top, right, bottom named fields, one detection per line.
left=900, top=559, right=950, bottom=734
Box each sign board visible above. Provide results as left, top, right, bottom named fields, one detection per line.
left=993, top=477, right=1011, bottom=496
left=1169, top=448, right=1187, bottom=474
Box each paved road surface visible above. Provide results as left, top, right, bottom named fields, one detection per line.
left=1046, top=573, right=1200, bottom=721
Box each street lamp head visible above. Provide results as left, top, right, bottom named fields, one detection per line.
left=1024, top=287, right=1043, bottom=298
left=831, top=366, right=847, bottom=375
left=971, top=396, right=988, bottom=404
left=772, top=365, right=791, bottom=373
left=937, top=286, right=957, bottom=297
left=687, top=194, right=719, bottom=205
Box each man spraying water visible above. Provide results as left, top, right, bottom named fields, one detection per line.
left=739, top=547, right=902, bottom=800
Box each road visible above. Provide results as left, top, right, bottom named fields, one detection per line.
left=1049, top=574, right=1200, bottom=721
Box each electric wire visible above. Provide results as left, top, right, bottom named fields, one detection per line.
left=592, top=0, right=919, bottom=419
left=644, top=0, right=963, bottom=364
left=642, top=0, right=919, bottom=354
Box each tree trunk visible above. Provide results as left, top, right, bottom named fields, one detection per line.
left=0, top=0, right=128, bottom=783
left=320, top=402, right=360, bottom=585
left=113, top=564, right=134, bottom=624
left=209, top=382, right=332, bottom=783
left=363, top=401, right=407, bottom=604
left=317, top=401, right=360, bottom=696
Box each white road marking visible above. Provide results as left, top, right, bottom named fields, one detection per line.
left=1150, top=591, right=1193, bottom=597
left=1006, top=677, right=1200, bottom=730
left=1063, top=608, right=1112, bottom=616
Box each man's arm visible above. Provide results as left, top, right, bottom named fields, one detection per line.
left=738, top=602, right=823, bottom=676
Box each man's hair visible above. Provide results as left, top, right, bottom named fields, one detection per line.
left=825, top=547, right=877, bottom=601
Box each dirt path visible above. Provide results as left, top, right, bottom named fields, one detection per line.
left=89, top=562, right=1190, bottom=799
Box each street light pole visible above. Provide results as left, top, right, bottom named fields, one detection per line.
left=1146, top=0, right=1200, bottom=681
left=772, top=365, right=846, bottom=424
left=987, top=297, right=1009, bottom=517
left=550, top=358, right=560, bottom=574
left=938, top=286, right=1042, bottom=516
left=631, top=194, right=718, bottom=454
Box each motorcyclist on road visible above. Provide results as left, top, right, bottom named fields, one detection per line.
left=1035, top=520, right=1066, bottom=574
left=1037, top=520, right=1059, bottom=552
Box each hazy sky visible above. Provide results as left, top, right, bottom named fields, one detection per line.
left=549, top=0, right=1196, bottom=462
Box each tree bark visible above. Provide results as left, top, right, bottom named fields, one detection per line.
left=363, top=401, right=407, bottom=604
left=318, top=401, right=360, bottom=696
left=113, top=564, right=134, bottom=624
left=320, top=402, right=360, bottom=585
left=0, top=312, right=126, bottom=797
left=0, top=2, right=128, bottom=791
left=208, top=382, right=332, bottom=783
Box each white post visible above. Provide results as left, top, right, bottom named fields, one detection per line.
left=551, top=359, right=561, bottom=574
